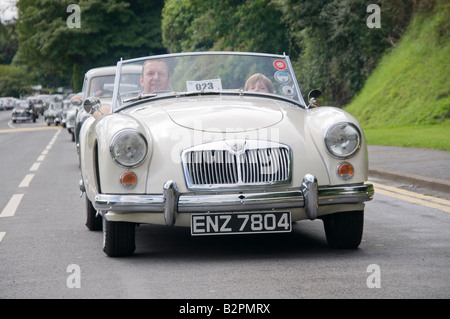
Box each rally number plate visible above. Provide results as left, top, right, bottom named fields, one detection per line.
left=191, top=211, right=291, bottom=236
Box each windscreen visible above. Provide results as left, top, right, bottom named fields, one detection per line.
left=113, top=52, right=304, bottom=110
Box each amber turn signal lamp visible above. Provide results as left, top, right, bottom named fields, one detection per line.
left=120, top=171, right=137, bottom=188
left=337, top=162, right=354, bottom=180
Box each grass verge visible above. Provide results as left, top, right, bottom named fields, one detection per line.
left=345, top=0, right=449, bottom=150
left=363, top=121, right=450, bottom=150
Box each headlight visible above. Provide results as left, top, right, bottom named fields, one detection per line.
left=110, top=130, right=148, bottom=167
left=324, top=122, right=361, bottom=158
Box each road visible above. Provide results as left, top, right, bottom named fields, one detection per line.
left=0, top=110, right=449, bottom=301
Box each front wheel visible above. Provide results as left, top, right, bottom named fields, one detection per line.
left=85, top=196, right=102, bottom=231
left=102, top=216, right=136, bottom=257
left=322, top=211, right=364, bottom=249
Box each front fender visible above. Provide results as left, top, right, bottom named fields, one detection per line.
left=82, top=114, right=153, bottom=198
left=305, top=107, right=369, bottom=185
left=79, top=116, right=97, bottom=201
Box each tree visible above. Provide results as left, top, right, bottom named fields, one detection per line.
left=278, top=0, right=417, bottom=106
left=0, top=23, right=18, bottom=64
left=16, top=0, right=166, bottom=91
left=161, top=0, right=417, bottom=106
left=162, top=0, right=288, bottom=54
left=0, top=64, right=32, bottom=97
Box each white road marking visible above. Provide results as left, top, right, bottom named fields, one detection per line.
left=19, top=174, right=35, bottom=188
left=0, top=128, right=62, bottom=242
left=0, top=194, right=24, bottom=218
left=29, top=162, right=41, bottom=171
left=0, top=126, right=61, bottom=134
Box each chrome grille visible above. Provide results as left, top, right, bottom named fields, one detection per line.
left=239, top=148, right=290, bottom=183
left=185, top=150, right=239, bottom=185
left=182, top=141, right=291, bottom=189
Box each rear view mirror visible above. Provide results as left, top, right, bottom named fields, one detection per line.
left=71, top=99, right=82, bottom=106
left=83, top=97, right=101, bottom=114
left=308, top=89, right=322, bottom=108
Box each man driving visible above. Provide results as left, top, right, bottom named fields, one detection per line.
left=140, top=59, right=171, bottom=94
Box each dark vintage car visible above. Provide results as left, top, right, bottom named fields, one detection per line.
left=25, top=97, right=44, bottom=118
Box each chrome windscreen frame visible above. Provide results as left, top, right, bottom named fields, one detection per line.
left=111, top=58, right=123, bottom=113
left=111, top=51, right=308, bottom=112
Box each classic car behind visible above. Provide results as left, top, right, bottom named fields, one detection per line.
left=62, top=99, right=79, bottom=141
left=0, top=97, right=15, bottom=110
left=79, top=52, right=374, bottom=257
left=75, top=66, right=141, bottom=158
left=44, top=102, right=63, bottom=126
left=11, top=100, right=36, bottom=123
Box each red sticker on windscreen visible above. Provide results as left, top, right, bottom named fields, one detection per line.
left=273, top=60, right=287, bottom=70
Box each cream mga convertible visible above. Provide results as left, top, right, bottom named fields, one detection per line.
left=79, top=51, right=374, bottom=257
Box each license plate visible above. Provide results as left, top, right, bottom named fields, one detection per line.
left=191, top=211, right=291, bottom=236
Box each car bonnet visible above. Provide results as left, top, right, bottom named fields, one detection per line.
left=156, top=95, right=284, bottom=133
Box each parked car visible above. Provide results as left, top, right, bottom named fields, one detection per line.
left=79, top=51, right=374, bottom=257
left=0, top=98, right=11, bottom=110
left=0, top=97, right=15, bottom=110
left=11, top=100, right=36, bottom=123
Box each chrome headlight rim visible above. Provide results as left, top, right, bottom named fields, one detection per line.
left=324, top=122, right=361, bottom=159
left=110, top=129, right=148, bottom=168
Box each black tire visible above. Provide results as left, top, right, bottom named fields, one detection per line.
left=102, top=216, right=136, bottom=257
left=323, top=210, right=364, bottom=249
left=85, top=196, right=102, bottom=231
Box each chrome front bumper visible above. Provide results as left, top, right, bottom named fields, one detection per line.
left=91, top=174, right=374, bottom=226
left=12, top=115, right=32, bottom=121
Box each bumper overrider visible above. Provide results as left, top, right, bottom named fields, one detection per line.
left=89, top=174, right=374, bottom=226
